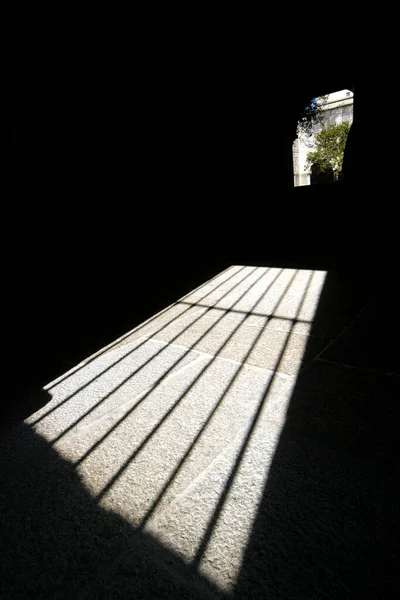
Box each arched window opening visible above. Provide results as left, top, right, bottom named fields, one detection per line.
left=293, top=89, right=354, bottom=187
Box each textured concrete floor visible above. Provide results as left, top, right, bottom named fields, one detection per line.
left=1, top=264, right=399, bottom=598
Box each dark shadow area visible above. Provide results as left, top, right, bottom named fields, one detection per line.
left=234, top=268, right=400, bottom=599
left=0, top=389, right=52, bottom=438
left=48, top=266, right=268, bottom=456
left=4, top=36, right=398, bottom=597
left=310, top=164, right=336, bottom=185
left=30, top=265, right=250, bottom=429
left=0, top=420, right=227, bottom=599
left=5, top=53, right=392, bottom=424
left=2, top=264, right=398, bottom=598
left=2, top=258, right=231, bottom=429
left=0, top=266, right=302, bottom=598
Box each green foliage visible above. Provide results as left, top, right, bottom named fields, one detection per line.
left=305, top=121, right=351, bottom=177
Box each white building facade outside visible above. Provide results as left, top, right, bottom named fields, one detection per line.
left=293, top=89, right=354, bottom=187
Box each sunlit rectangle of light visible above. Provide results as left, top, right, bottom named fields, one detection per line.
left=25, top=265, right=326, bottom=595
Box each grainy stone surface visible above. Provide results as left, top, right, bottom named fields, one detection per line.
left=1, top=264, right=399, bottom=598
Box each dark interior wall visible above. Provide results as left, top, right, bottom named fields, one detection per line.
left=5, top=37, right=373, bottom=402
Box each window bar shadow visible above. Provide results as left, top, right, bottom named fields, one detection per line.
left=92, top=267, right=292, bottom=503
left=45, top=264, right=237, bottom=391
left=191, top=269, right=315, bottom=569
left=138, top=269, right=305, bottom=530
left=33, top=265, right=249, bottom=427
left=73, top=267, right=275, bottom=474
left=180, top=300, right=310, bottom=323
left=49, top=266, right=261, bottom=445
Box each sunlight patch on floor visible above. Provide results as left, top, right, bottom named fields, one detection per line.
left=26, top=265, right=326, bottom=594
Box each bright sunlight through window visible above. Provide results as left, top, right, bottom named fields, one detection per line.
left=26, top=265, right=327, bottom=594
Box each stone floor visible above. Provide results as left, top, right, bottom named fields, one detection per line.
left=1, top=263, right=399, bottom=598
